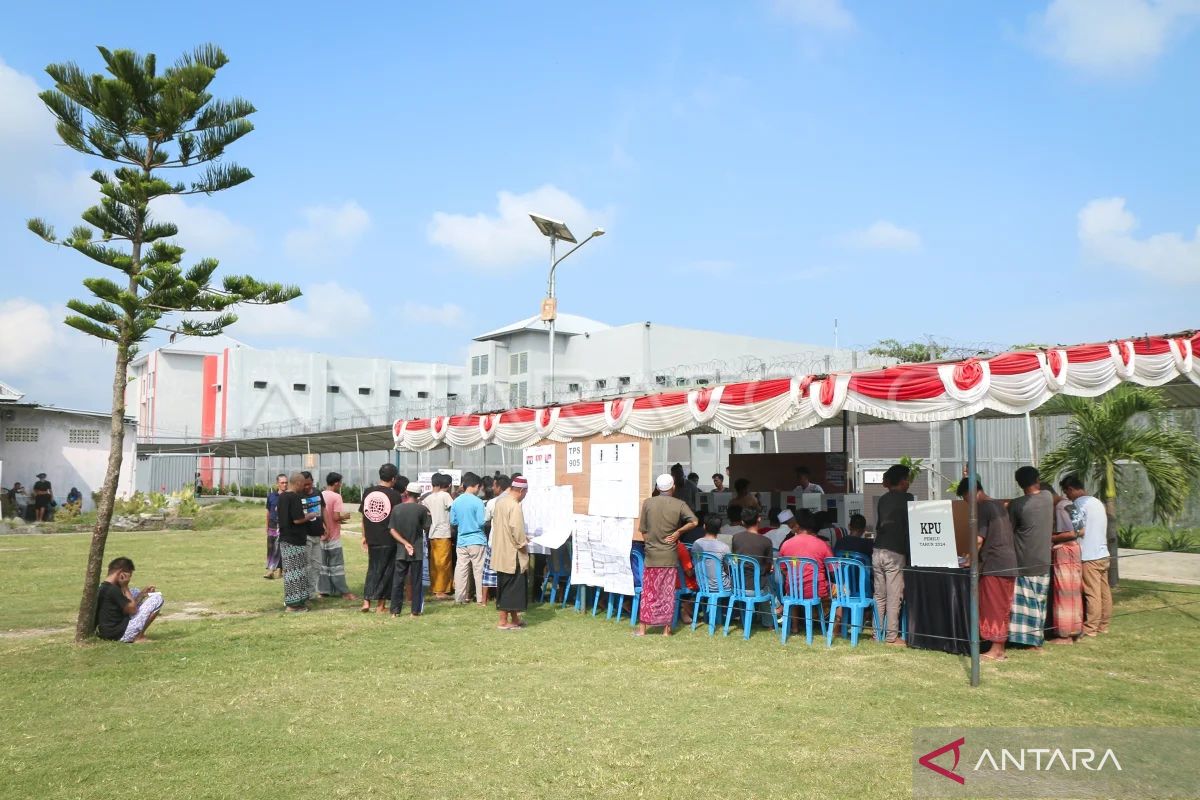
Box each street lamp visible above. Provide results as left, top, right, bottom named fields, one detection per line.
left=530, top=213, right=605, bottom=404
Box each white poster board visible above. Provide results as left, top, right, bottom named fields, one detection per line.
left=414, top=469, right=462, bottom=493
left=566, top=442, right=584, bottom=474
left=571, top=514, right=635, bottom=595
left=522, top=445, right=556, bottom=488
left=524, top=485, right=575, bottom=551
left=907, top=500, right=959, bottom=568
left=588, top=441, right=640, bottom=518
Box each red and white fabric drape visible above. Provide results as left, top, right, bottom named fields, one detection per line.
left=391, top=333, right=1200, bottom=452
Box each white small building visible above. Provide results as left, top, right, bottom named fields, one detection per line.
left=0, top=381, right=135, bottom=512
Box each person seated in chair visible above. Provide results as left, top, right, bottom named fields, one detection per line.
left=833, top=514, right=874, bottom=562
left=95, top=557, right=164, bottom=643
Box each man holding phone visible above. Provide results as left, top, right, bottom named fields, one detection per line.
left=278, top=472, right=319, bottom=612
left=95, top=557, right=164, bottom=643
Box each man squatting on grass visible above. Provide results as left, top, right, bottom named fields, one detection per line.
left=95, top=557, right=164, bottom=643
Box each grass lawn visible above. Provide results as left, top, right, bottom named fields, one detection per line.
left=1, top=509, right=1198, bottom=800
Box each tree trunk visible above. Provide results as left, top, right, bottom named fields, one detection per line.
left=73, top=338, right=131, bottom=643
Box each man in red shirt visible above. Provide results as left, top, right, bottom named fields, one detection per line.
left=779, top=509, right=834, bottom=600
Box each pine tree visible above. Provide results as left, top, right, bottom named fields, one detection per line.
left=27, top=45, right=300, bottom=642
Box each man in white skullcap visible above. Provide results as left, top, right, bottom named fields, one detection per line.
left=766, top=508, right=796, bottom=553
left=635, top=474, right=699, bottom=637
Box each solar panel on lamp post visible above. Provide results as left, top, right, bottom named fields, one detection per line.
left=529, top=213, right=606, bottom=404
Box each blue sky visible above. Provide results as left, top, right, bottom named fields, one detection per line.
left=1, top=0, right=1198, bottom=409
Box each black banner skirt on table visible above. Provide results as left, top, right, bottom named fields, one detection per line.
left=903, top=566, right=970, bottom=655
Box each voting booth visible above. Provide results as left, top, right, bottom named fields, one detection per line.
left=903, top=499, right=974, bottom=654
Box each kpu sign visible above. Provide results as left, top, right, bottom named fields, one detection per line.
left=907, top=500, right=959, bottom=568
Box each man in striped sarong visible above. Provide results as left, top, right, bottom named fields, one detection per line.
left=1007, top=467, right=1053, bottom=649
left=1049, top=489, right=1084, bottom=641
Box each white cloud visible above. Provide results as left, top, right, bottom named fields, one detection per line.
left=0, top=298, right=114, bottom=410
left=152, top=194, right=256, bottom=263
left=282, top=201, right=371, bottom=263
left=772, top=0, right=856, bottom=32
left=842, top=220, right=923, bottom=251
left=427, top=185, right=609, bottom=269
left=0, top=59, right=56, bottom=184
left=1078, top=197, right=1200, bottom=282
left=1029, top=0, right=1200, bottom=76
left=231, top=282, right=373, bottom=338
left=401, top=302, right=464, bottom=327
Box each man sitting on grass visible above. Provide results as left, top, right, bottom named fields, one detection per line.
left=95, top=557, right=164, bottom=643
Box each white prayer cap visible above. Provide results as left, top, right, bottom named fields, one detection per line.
left=778, top=509, right=795, bottom=524
left=655, top=474, right=675, bottom=492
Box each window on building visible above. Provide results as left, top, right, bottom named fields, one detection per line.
left=328, top=385, right=340, bottom=394
left=417, top=391, right=429, bottom=399
left=471, top=354, right=490, bottom=376
left=508, top=381, right=529, bottom=406
left=4, top=426, right=39, bottom=443
left=568, top=382, right=580, bottom=393
left=293, top=383, right=307, bottom=392
left=696, top=378, right=710, bottom=386
left=358, top=387, right=371, bottom=396
left=655, top=375, right=668, bottom=386
left=595, top=379, right=607, bottom=390
left=447, top=393, right=458, bottom=400
left=389, top=389, right=402, bottom=398
left=470, top=384, right=486, bottom=404
left=68, top=429, right=101, bottom=445
left=252, top=380, right=267, bottom=389
left=675, top=377, right=689, bottom=387
left=509, top=352, right=528, bottom=375
left=619, top=376, right=631, bottom=387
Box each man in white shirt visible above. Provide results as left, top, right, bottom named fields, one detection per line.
left=792, top=466, right=824, bottom=495
left=422, top=473, right=454, bottom=599
left=1060, top=474, right=1110, bottom=637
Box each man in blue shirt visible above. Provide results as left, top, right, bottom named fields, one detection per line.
left=451, top=472, right=489, bottom=605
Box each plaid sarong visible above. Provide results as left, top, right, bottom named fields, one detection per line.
left=481, top=546, right=498, bottom=588
left=1051, top=542, right=1083, bottom=638
left=280, top=542, right=310, bottom=608
left=318, top=538, right=350, bottom=596
left=1008, top=574, right=1050, bottom=646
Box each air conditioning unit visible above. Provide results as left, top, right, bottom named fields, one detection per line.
left=1, top=409, right=15, bottom=421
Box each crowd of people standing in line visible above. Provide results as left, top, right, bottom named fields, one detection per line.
left=254, top=457, right=1112, bottom=653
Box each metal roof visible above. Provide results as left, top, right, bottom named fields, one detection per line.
left=473, top=313, right=609, bottom=342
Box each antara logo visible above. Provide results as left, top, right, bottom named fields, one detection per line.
left=919, top=736, right=1123, bottom=784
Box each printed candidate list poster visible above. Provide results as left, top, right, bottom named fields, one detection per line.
left=588, top=441, right=640, bottom=518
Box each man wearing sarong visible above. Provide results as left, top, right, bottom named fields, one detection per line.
left=636, top=474, right=698, bottom=638
left=300, top=471, right=326, bottom=600
left=959, top=479, right=1017, bottom=660
left=1045, top=482, right=1084, bottom=642
left=278, top=472, right=318, bottom=612
left=1008, top=466, right=1054, bottom=650
left=319, top=472, right=356, bottom=600
left=359, top=465, right=404, bottom=613
left=264, top=473, right=286, bottom=579
left=491, top=476, right=530, bottom=630
left=423, top=473, right=455, bottom=599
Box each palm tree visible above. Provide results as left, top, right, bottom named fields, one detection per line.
left=1040, top=384, right=1200, bottom=586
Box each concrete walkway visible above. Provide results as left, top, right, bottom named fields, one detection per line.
left=1119, top=548, right=1200, bottom=586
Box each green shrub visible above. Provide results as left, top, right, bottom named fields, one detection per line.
left=1117, top=525, right=1144, bottom=549
left=1159, top=530, right=1198, bottom=553
left=341, top=484, right=362, bottom=503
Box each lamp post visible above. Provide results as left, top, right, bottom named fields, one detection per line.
left=530, top=214, right=605, bottom=404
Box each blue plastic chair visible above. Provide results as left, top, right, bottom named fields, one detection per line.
left=691, top=550, right=732, bottom=635
left=607, top=549, right=644, bottom=625
left=825, top=557, right=878, bottom=647
left=672, top=561, right=695, bottom=628
left=775, top=556, right=827, bottom=645
left=723, top=555, right=778, bottom=640
left=540, top=543, right=572, bottom=604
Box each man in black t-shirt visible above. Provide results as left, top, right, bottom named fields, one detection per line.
left=359, top=464, right=405, bottom=613
left=94, top=556, right=164, bottom=642
left=277, top=472, right=317, bottom=612
left=300, top=471, right=326, bottom=600
left=873, top=464, right=914, bottom=645
left=389, top=485, right=431, bottom=618
left=32, top=473, right=53, bottom=522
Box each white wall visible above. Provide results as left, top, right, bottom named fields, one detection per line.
left=0, top=407, right=136, bottom=510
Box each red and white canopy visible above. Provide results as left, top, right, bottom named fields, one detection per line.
left=392, top=332, right=1200, bottom=452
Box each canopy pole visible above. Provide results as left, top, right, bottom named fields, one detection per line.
left=233, top=443, right=240, bottom=497
left=967, top=415, right=980, bottom=688
left=355, top=432, right=362, bottom=493
left=1024, top=411, right=1038, bottom=463
left=265, top=440, right=271, bottom=487
left=840, top=411, right=849, bottom=492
